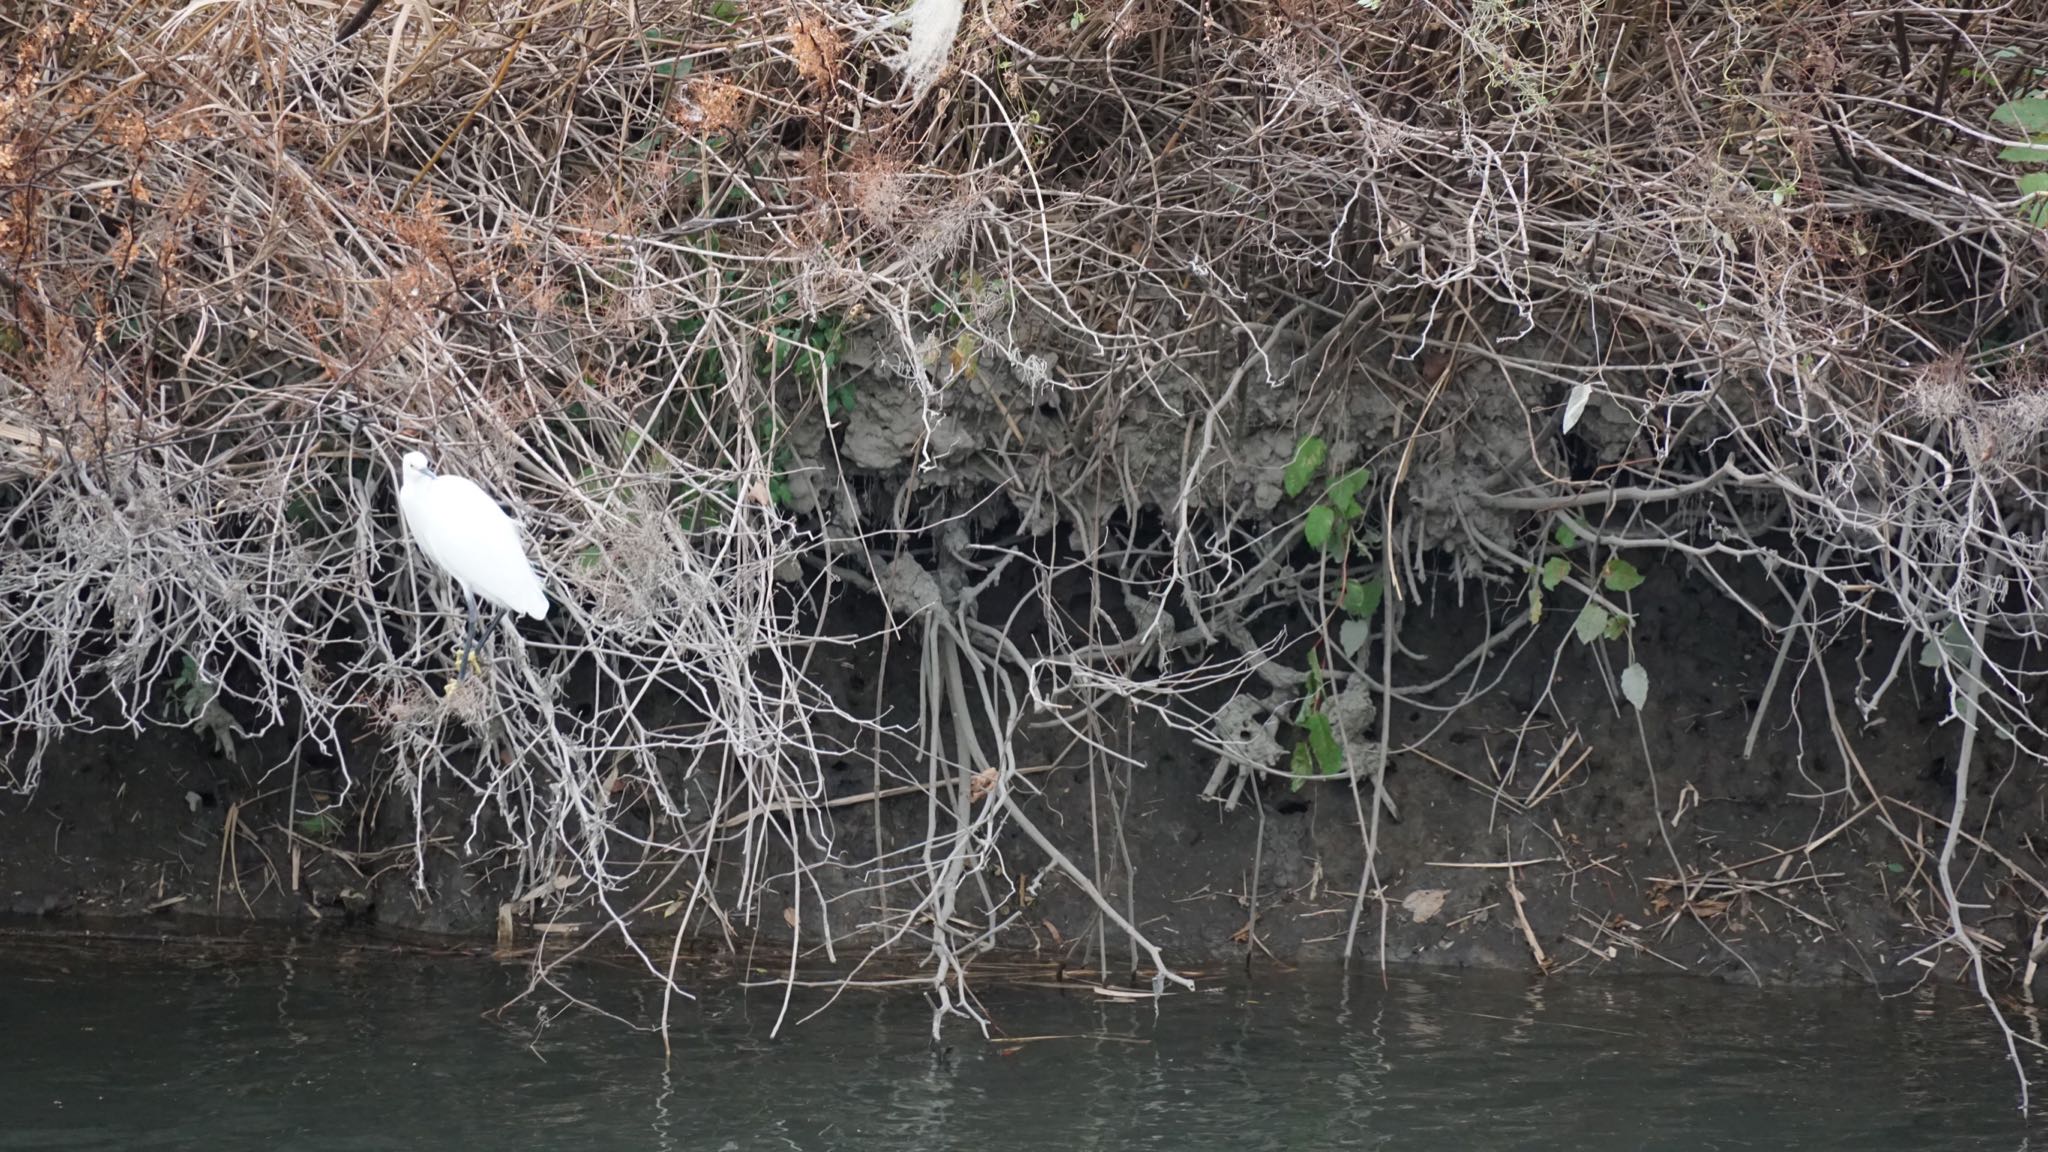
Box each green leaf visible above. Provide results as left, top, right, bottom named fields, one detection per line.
left=1999, top=141, right=2048, bottom=164
left=579, top=545, right=603, bottom=571
left=1540, top=556, right=1569, bottom=590
left=1573, top=602, right=1611, bottom=645
left=1305, top=710, right=1344, bottom=776
left=1305, top=646, right=1324, bottom=704
left=1601, top=557, right=1644, bottom=593
left=1339, top=619, right=1370, bottom=657
left=1553, top=523, right=1577, bottom=549
left=1341, top=577, right=1384, bottom=620
left=1304, top=504, right=1337, bottom=551
left=1602, top=614, right=1628, bottom=641
left=2021, top=172, right=2048, bottom=228
left=1528, top=585, right=1544, bottom=625
left=1886, top=861, right=1904, bottom=875
left=1620, top=663, right=1649, bottom=711
left=298, top=814, right=341, bottom=842
left=1991, top=98, right=2048, bottom=135
left=1289, top=742, right=1312, bottom=792
left=1919, top=619, right=1971, bottom=668
left=1284, top=437, right=1328, bottom=498
left=1326, top=468, right=1371, bottom=519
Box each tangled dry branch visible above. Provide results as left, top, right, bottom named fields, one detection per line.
left=2, top=0, right=2047, bottom=1058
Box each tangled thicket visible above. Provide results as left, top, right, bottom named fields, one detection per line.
left=3, top=0, right=2048, bottom=1049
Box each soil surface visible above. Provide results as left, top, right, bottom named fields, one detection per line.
left=4, top=558, right=2025, bottom=989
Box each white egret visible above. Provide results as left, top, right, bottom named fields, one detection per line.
left=397, top=450, right=548, bottom=681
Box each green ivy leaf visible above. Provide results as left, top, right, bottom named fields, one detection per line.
left=1284, top=437, right=1328, bottom=498
left=1326, top=468, right=1371, bottom=519
left=1540, top=556, right=1569, bottom=590
left=1573, top=602, right=1611, bottom=645
left=1342, top=577, right=1384, bottom=620
left=1553, top=523, right=1577, bottom=549
left=1289, top=742, right=1313, bottom=792
left=1991, top=97, right=2048, bottom=134
left=1999, top=141, right=2048, bottom=164
left=1304, top=504, right=1337, bottom=551
left=1602, top=613, right=1627, bottom=641
left=1306, top=710, right=1344, bottom=776
left=1602, top=557, right=1644, bottom=593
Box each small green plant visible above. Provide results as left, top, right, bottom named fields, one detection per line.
left=765, top=307, right=848, bottom=388
left=1918, top=618, right=1972, bottom=668
left=1282, top=435, right=1384, bottom=790
left=169, top=654, right=242, bottom=760
left=1283, top=436, right=1374, bottom=554
left=297, top=812, right=343, bottom=842
left=1527, top=521, right=1641, bottom=634
left=1289, top=649, right=1347, bottom=792
left=1991, top=96, right=2048, bottom=227
left=1530, top=522, right=1651, bottom=710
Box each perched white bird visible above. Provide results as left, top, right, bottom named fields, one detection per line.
left=397, top=450, right=548, bottom=680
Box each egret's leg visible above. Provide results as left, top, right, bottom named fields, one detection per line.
left=457, top=588, right=484, bottom=681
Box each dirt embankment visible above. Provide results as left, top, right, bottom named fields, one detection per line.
left=5, top=0, right=2048, bottom=1009
left=5, top=545, right=2024, bottom=989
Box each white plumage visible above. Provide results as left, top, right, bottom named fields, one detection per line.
left=398, top=451, right=548, bottom=646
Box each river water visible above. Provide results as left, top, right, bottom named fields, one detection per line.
left=2, top=943, right=2038, bottom=1149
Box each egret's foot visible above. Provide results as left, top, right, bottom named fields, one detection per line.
left=450, top=645, right=486, bottom=684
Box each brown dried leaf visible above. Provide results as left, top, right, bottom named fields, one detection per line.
left=1401, top=888, right=1449, bottom=924
left=787, top=14, right=842, bottom=92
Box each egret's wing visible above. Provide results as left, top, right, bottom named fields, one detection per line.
left=404, top=475, right=549, bottom=618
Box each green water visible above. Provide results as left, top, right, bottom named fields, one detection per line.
left=1, top=943, right=2036, bottom=1149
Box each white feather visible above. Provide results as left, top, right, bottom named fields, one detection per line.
left=398, top=452, right=549, bottom=619
left=887, top=0, right=963, bottom=100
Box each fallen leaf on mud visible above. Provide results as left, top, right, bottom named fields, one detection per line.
left=1402, top=888, right=1449, bottom=923
left=783, top=905, right=799, bottom=928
